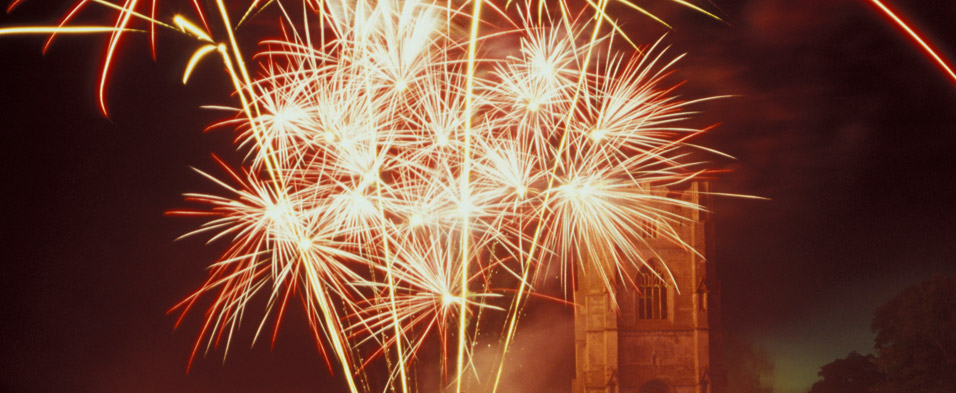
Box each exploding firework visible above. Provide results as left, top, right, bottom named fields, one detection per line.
left=2, top=0, right=953, bottom=392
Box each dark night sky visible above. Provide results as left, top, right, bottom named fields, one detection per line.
left=1, top=1, right=955, bottom=392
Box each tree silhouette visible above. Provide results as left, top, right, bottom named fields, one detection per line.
left=871, top=275, right=956, bottom=393
left=807, top=351, right=882, bottom=393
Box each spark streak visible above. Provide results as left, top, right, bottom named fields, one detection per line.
left=0, top=26, right=140, bottom=35
left=457, top=1, right=483, bottom=391
left=867, top=0, right=956, bottom=85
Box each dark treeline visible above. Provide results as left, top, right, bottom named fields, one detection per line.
left=808, top=275, right=956, bottom=393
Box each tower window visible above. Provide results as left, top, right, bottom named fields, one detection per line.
left=637, top=266, right=668, bottom=320
left=641, top=220, right=658, bottom=238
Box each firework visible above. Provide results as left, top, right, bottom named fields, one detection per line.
left=3, top=0, right=952, bottom=392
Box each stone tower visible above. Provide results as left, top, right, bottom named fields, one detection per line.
left=571, top=182, right=724, bottom=393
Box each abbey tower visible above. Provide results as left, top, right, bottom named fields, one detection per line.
left=571, top=182, right=725, bottom=393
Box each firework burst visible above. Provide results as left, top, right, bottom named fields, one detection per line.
left=4, top=0, right=953, bottom=392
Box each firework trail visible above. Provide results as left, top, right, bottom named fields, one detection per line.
left=865, top=0, right=956, bottom=85
left=2, top=0, right=952, bottom=392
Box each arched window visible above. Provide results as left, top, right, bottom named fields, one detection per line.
left=639, top=379, right=670, bottom=393
left=637, top=264, right=668, bottom=320
left=696, top=276, right=709, bottom=313
left=641, top=220, right=658, bottom=239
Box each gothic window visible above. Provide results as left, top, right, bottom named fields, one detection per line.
left=637, top=264, right=668, bottom=320
left=641, top=220, right=658, bottom=239
left=639, top=379, right=670, bottom=393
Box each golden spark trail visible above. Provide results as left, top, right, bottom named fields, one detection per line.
left=355, top=0, right=409, bottom=388
left=376, top=183, right=408, bottom=393
left=204, top=3, right=361, bottom=389
left=867, top=0, right=956, bottom=85
left=457, top=1, right=483, bottom=391
left=97, top=0, right=137, bottom=116
left=41, top=1, right=94, bottom=54
left=0, top=26, right=140, bottom=35
left=92, top=0, right=175, bottom=30
left=212, top=0, right=281, bottom=188
left=212, top=0, right=361, bottom=386
left=174, top=14, right=214, bottom=42
left=301, top=255, right=361, bottom=393
left=182, top=44, right=219, bottom=84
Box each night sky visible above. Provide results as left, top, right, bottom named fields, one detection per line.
left=2, top=1, right=955, bottom=392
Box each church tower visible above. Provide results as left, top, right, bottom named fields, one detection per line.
left=571, top=182, right=724, bottom=393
